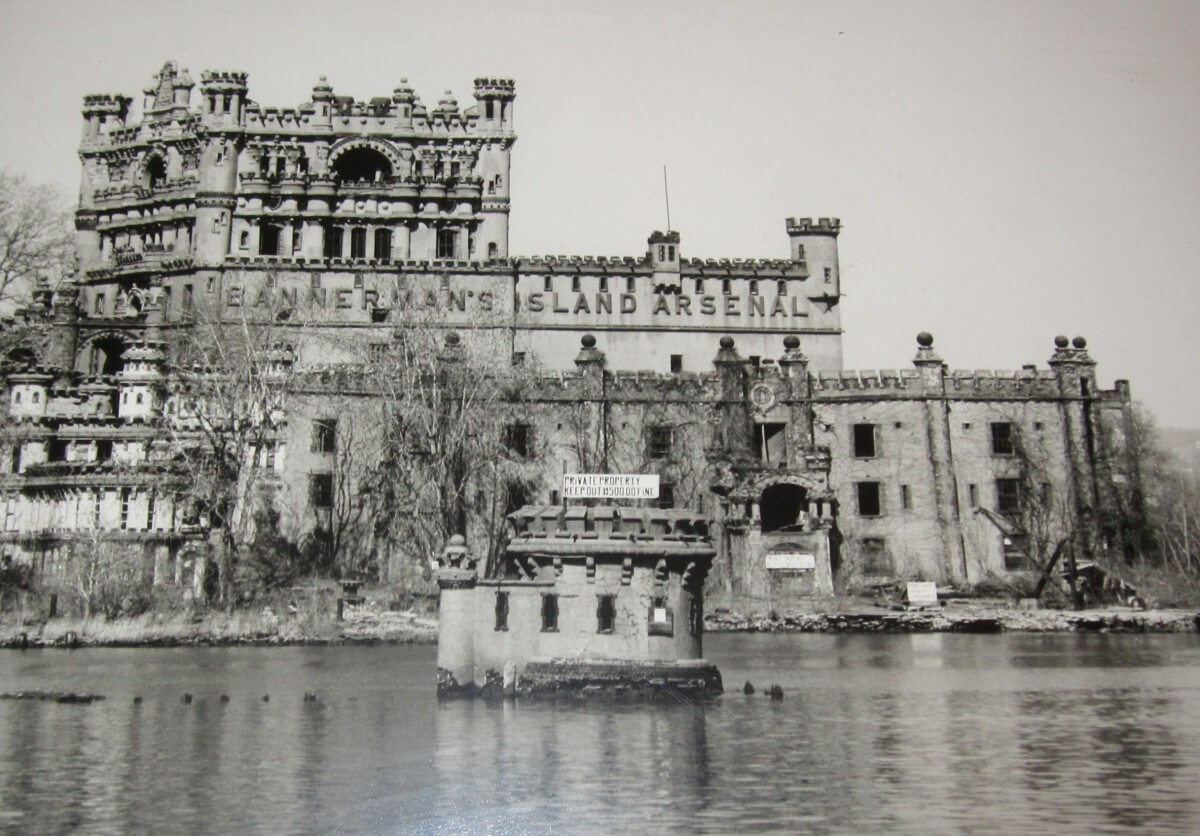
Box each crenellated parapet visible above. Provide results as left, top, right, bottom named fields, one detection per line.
left=785, top=217, right=841, bottom=236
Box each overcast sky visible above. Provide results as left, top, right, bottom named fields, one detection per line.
left=2, top=0, right=1198, bottom=427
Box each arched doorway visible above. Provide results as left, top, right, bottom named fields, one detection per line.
left=760, top=483, right=807, bottom=533
left=86, top=336, right=126, bottom=376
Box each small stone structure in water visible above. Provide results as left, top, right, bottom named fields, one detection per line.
left=434, top=505, right=723, bottom=698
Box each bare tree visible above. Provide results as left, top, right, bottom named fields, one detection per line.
left=164, top=288, right=301, bottom=603
left=0, top=172, right=75, bottom=307
left=358, top=303, right=539, bottom=583
left=57, top=526, right=147, bottom=620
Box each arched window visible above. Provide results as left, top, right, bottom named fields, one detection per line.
left=374, top=228, right=392, bottom=260
left=331, top=147, right=392, bottom=183
left=145, top=155, right=167, bottom=190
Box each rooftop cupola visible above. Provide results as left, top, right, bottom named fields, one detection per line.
left=392, top=78, right=415, bottom=126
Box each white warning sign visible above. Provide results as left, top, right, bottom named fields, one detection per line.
left=563, top=474, right=659, bottom=499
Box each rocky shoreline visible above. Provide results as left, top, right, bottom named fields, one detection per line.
left=704, top=603, right=1200, bottom=634
left=0, top=604, right=438, bottom=650
left=2, top=601, right=1197, bottom=649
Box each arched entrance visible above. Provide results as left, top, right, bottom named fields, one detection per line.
left=760, top=483, right=808, bottom=533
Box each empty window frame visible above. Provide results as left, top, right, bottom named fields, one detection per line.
left=670, top=354, right=683, bottom=374
left=324, top=226, right=344, bottom=259
left=312, top=419, right=337, bottom=453
left=259, top=224, right=281, bottom=256
left=541, top=594, right=559, bottom=632
left=596, top=594, right=616, bottom=633
left=350, top=227, right=367, bottom=259
left=310, top=473, right=334, bottom=508
left=373, top=228, right=392, bottom=260
left=853, top=423, right=879, bottom=458
left=494, top=591, right=509, bottom=631
left=991, top=422, right=1015, bottom=456
left=1003, top=534, right=1032, bottom=570
left=900, top=484, right=912, bottom=510
left=856, top=481, right=882, bottom=517
left=436, top=229, right=458, bottom=259
left=656, top=482, right=675, bottom=509
left=996, top=478, right=1021, bottom=516
left=647, top=425, right=673, bottom=460
left=755, top=422, right=787, bottom=464
left=860, top=537, right=889, bottom=575
left=504, top=423, right=531, bottom=458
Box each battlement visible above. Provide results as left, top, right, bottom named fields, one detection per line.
left=786, top=217, right=841, bottom=236
left=507, top=504, right=712, bottom=543
left=199, top=70, right=248, bottom=89
left=473, top=77, right=516, bottom=96
left=82, top=94, right=132, bottom=117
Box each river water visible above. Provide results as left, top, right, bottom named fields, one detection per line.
left=2, top=633, right=1199, bottom=834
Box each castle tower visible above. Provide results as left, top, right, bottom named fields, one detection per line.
left=472, top=78, right=516, bottom=259
left=647, top=230, right=681, bottom=290
left=194, top=70, right=247, bottom=266
left=786, top=216, right=841, bottom=285
left=1048, top=335, right=1101, bottom=556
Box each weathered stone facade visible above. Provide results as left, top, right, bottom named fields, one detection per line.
left=0, top=62, right=1138, bottom=603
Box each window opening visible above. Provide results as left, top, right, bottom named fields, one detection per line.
left=853, top=423, right=878, bottom=458
left=991, top=422, right=1014, bottom=455
left=494, top=591, right=509, bottom=631
left=324, top=226, right=344, bottom=259
left=350, top=227, right=367, bottom=259
left=310, top=474, right=334, bottom=508
left=755, top=422, right=787, bottom=464
left=647, top=425, right=672, bottom=460
left=596, top=595, right=615, bottom=633
left=541, top=594, right=559, bottom=632
left=996, top=479, right=1021, bottom=516
left=504, top=423, right=531, bottom=458
left=760, top=483, right=807, bottom=532
left=670, top=354, right=683, bottom=374
left=312, top=419, right=337, bottom=453
left=436, top=229, right=458, bottom=259
left=259, top=224, right=281, bottom=256
left=857, top=481, right=882, bottom=516
left=374, top=228, right=392, bottom=260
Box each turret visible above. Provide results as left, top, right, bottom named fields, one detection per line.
left=309, top=76, right=335, bottom=130
left=46, top=286, right=80, bottom=372
left=474, top=78, right=516, bottom=259
left=473, top=77, right=516, bottom=132
left=786, top=216, right=840, bottom=289
left=391, top=79, right=415, bottom=129
left=117, top=341, right=165, bottom=421
left=7, top=370, right=54, bottom=420
left=194, top=69, right=247, bottom=266
left=199, top=69, right=249, bottom=128
left=80, top=93, right=132, bottom=143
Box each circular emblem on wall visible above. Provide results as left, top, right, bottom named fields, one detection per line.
left=750, top=383, right=776, bottom=411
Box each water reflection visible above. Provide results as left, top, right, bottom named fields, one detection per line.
left=0, top=635, right=1197, bottom=833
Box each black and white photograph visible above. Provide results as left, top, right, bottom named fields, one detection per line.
left=0, top=1, right=1198, bottom=832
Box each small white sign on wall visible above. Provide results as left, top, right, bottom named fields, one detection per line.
left=906, top=582, right=938, bottom=606
left=563, top=473, right=659, bottom=499
left=765, top=553, right=816, bottom=571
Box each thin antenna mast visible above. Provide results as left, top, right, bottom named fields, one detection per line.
left=662, top=165, right=672, bottom=231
